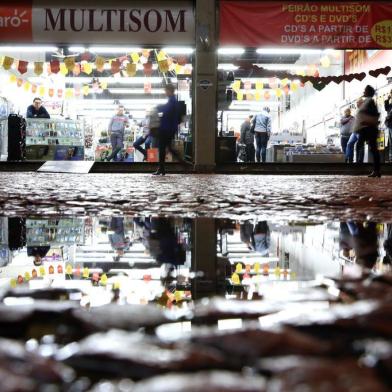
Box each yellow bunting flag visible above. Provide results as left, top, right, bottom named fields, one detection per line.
left=274, top=266, right=281, bottom=276
left=237, top=91, right=243, bottom=101
left=275, top=88, right=283, bottom=98
left=113, top=281, right=121, bottom=290
left=254, top=262, right=260, bottom=274
left=38, top=86, right=46, bottom=96
left=126, top=63, right=137, bottom=77
left=158, top=59, right=169, bottom=73
left=39, top=266, right=45, bottom=276
left=247, top=93, right=254, bottom=101
left=281, top=78, right=289, bottom=86
left=232, top=80, right=241, bottom=92
left=131, top=52, right=140, bottom=63
left=59, top=63, right=68, bottom=75
left=9, top=74, right=17, bottom=83
left=174, top=290, right=183, bottom=302
left=291, top=82, right=298, bottom=92
left=235, top=263, right=243, bottom=273
left=231, top=272, right=240, bottom=285
left=64, top=56, right=75, bottom=72
left=175, top=64, right=183, bottom=74
left=95, top=56, right=105, bottom=72
left=3, top=56, right=14, bottom=70
left=82, top=267, right=89, bottom=279
left=255, top=91, right=261, bottom=101
left=23, top=82, right=31, bottom=92
left=83, top=62, right=93, bottom=75
left=10, top=278, right=17, bottom=288
left=100, top=273, right=108, bottom=286
left=65, top=88, right=74, bottom=99
left=65, top=264, right=73, bottom=275
left=100, top=81, right=108, bottom=90
left=142, top=49, right=150, bottom=58
left=320, top=55, right=331, bottom=68
left=82, top=85, right=90, bottom=96
left=157, top=50, right=167, bottom=61
left=24, top=271, right=31, bottom=281
left=255, top=81, right=264, bottom=91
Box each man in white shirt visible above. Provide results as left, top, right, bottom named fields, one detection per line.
left=253, top=107, right=271, bottom=163
left=106, top=105, right=129, bottom=162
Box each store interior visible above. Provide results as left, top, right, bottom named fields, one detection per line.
left=217, top=47, right=392, bottom=163
left=0, top=45, right=193, bottom=162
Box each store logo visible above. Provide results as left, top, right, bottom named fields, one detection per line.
left=0, top=6, right=32, bottom=39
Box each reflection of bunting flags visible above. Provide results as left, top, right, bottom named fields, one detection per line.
left=175, top=64, right=183, bottom=74
left=48, top=88, right=54, bottom=97
left=100, top=81, right=108, bottom=90
left=57, top=89, right=63, bottom=98
left=95, top=56, right=105, bottom=72
left=73, top=63, right=81, bottom=76
left=64, top=56, right=75, bottom=71
left=126, top=63, right=136, bottom=77
left=9, top=74, right=17, bottom=83
left=31, top=85, right=37, bottom=94
left=140, top=55, right=148, bottom=65
left=131, top=52, right=140, bottom=63
left=23, top=81, right=31, bottom=91
left=244, top=81, right=251, bottom=90
left=255, top=81, right=264, bottom=90
left=50, top=60, right=60, bottom=74
left=280, top=78, right=289, bottom=86
left=247, top=93, right=254, bottom=100
left=157, top=50, right=166, bottom=62
left=38, top=86, right=45, bottom=96
left=17, top=78, right=23, bottom=87
left=144, top=81, right=152, bottom=94
left=237, top=92, right=243, bottom=101
left=232, top=80, right=241, bottom=92
left=291, top=82, right=298, bottom=92
left=83, top=62, right=93, bottom=75
left=255, top=91, right=261, bottom=101
left=275, top=88, right=282, bottom=98
left=142, top=49, right=150, bottom=59
left=34, top=62, right=43, bottom=76
left=60, top=63, right=68, bottom=76
left=111, top=59, right=121, bottom=74
left=82, top=85, right=89, bottom=96
left=3, top=56, right=14, bottom=70
left=17, top=60, right=28, bottom=74
left=143, top=62, right=153, bottom=76
left=264, top=90, right=271, bottom=100
left=158, top=59, right=169, bottom=73
left=65, top=88, right=74, bottom=99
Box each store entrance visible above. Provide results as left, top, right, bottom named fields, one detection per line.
left=0, top=45, right=194, bottom=164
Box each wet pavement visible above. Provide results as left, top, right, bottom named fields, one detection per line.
left=0, top=172, right=392, bottom=221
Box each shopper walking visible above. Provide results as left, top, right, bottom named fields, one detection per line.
left=153, top=84, right=182, bottom=176
left=384, top=89, right=392, bottom=162
left=239, top=115, right=255, bottom=162
left=352, top=85, right=381, bottom=177
left=106, top=105, right=129, bottom=162
left=339, top=108, right=354, bottom=161
left=346, top=98, right=364, bottom=163
left=133, top=111, right=152, bottom=162
left=26, top=97, right=50, bottom=119
left=253, top=107, right=271, bottom=163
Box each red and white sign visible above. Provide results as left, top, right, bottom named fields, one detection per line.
left=0, top=0, right=194, bottom=44
left=220, top=1, right=392, bottom=49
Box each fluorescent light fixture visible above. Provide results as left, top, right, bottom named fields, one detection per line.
left=108, top=88, right=166, bottom=94
left=256, top=64, right=306, bottom=71
left=68, top=46, right=87, bottom=52
left=256, top=48, right=322, bottom=55
left=0, top=46, right=58, bottom=52
left=218, top=63, right=239, bottom=71
left=88, top=46, right=142, bottom=53
left=163, top=47, right=194, bottom=54
left=76, top=99, right=166, bottom=105
left=218, top=48, right=245, bottom=55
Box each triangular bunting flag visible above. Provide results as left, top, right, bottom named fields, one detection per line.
left=3, top=56, right=14, bottom=70
left=50, top=60, right=60, bottom=74
left=64, top=56, right=75, bottom=72
left=95, top=56, right=105, bottom=72
left=17, top=60, right=28, bottom=74
left=34, top=62, right=44, bottom=76
left=111, top=59, right=121, bottom=74
left=126, top=63, right=137, bottom=77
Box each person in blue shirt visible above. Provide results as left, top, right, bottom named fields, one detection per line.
left=153, top=84, right=181, bottom=176
left=26, top=97, right=50, bottom=119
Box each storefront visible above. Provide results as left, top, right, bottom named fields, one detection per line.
left=0, top=1, right=195, bottom=163
left=217, top=0, right=392, bottom=165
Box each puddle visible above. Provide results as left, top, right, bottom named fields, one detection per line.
left=0, top=215, right=391, bottom=390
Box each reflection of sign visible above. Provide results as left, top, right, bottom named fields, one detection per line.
left=220, top=1, right=392, bottom=48
left=0, top=1, right=194, bottom=44
left=198, top=79, right=213, bottom=90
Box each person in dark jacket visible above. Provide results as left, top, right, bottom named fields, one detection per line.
left=352, top=85, right=381, bottom=177
left=239, top=115, right=255, bottom=162
left=340, top=108, right=354, bottom=161
left=26, top=97, right=50, bottom=119
left=153, top=84, right=181, bottom=176
left=384, top=90, right=392, bottom=162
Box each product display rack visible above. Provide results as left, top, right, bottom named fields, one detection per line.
left=25, top=118, right=84, bottom=160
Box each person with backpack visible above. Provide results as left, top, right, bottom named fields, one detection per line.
left=352, top=85, right=381, bottom=177
left=239, top=115, right=255, bottom=162
left=253, top=107, right=271, bottom=163
left=384, top=89, right=392, bottom=162
left=153, top=84, right=182, bottom=176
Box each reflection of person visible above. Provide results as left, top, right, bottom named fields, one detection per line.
left=26, top=97, right=50, bottom=119
left=384, top=224, right=392, bottom=266
left=240, top=221, right=270, bottom=256
left=239, top=115, right=255, bottom=162
left=106, top=105, right=129, bottom=162
left=253, top=107, right=271, bottom=163
left=352, top=85, right=381, bottom=177
left=27, top=246, right=50, bottom=266
left=109, top=217, right=131, bottom=261
left=340, top=108, right=354, bottom=160
left=154, top=84, right=182, bottom=176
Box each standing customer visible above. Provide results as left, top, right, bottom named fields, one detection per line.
left=254, top=107, right=271, bottom=163
left=352, top=85, right=381, bottom=177
left=133, top=111, right=152, bottom=162
left=384, top=89, right=392, bottom=162
left=153, top=84, right=181, bottom=176
left=106, top=105, right=129, bottom=162
left=26, top=97, right=50, bottom=119
left=239, top=115, right=255, bottom=162
left=346, top=98, right=364, bottom=163
left=340, top=108, right=354, bottom=161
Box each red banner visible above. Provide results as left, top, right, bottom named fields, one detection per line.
left=220, top=1, right=392, bottom=49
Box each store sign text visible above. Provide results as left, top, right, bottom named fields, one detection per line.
left=44, top=8, right=186, bottom=33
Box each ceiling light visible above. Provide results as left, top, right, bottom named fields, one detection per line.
left=68, top=46, right=87, bottom=52
left=163, top=47, right=194, bottom=54
left=218, top=63, right=239, bottom=71
left=88, top=46, right=142, bottom=53
left=256, top=64, right=306, bottom=71
left=218, top=48, right=245, bottom=55
left=0, top=46, right=58, bottom=52
left=108, top=88, right=166, bottom=94
left=256, top=48, right=322, bottom=55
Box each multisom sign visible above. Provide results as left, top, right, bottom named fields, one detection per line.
left=0, top=1, right=194, bottom=44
